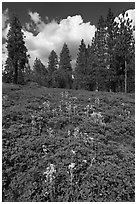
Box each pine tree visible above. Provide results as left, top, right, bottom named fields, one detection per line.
left=2, top=57, right=14, bottom=83
left=58, top=43, right=72, bottom=88
left=6, top=14, right=29, bottom=84
left=47, top=50, right=58, bottom=87
left=74, top=39, right=88, bottom=89
left=92, top=16, right=107, bottom=91
left=33, top=58, right=48, bottom=86
left=114, top=11, right=135, bottom=93
left=86, top=41, right=98, bottom=91
left=48, top=50, right=58, bottom=73
left=105, top=8, right=117, bottom=92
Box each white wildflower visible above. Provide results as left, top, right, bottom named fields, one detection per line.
left=71, top=150, right=76, bottom=154
left=42, top=145, right=48, bottom=155
left=95, top=97, right=100, bottom=105
left=68, top=162, right=75, bottom=170
left=47, top=128, right=54, bottom=136
left=43, top=163, right=56, bottom=183
left=83, top=160, right=87, bottom=163
left=68, top=130, right=71, bottom=136
left=74, top=127, right=80, bottom=137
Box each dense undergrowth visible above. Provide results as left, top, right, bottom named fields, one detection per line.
left=2, top=83, right=135, bottom=202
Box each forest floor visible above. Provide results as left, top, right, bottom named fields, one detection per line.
left=2, top=82, right=135, bottom=202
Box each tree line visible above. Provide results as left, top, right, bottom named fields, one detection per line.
left=2, top=9, right=135, bottom=93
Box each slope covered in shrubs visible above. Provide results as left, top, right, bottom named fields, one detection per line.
left=2, top=83, right=135, bottom=202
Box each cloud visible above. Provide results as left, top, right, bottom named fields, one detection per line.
left=2, top=43, right=8, bottom=67
left=28, top=11, right=41, bottom=24
left=2, top=9, right=10, bottom=66
left=24, top=13, right=96, bottom=68
left=2, top=10, right=96, bottom=68
left=115, top=9, right=135, bottom=28
left=2, top=9, right=10, bottom=39
left=3, top=9, right=134, bottom=70
left=2, top=8, right=9, bottom=29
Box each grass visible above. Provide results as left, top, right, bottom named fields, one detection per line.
left=2, top=82, right=135, bottom=201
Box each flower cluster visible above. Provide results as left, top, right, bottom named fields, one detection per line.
left=90, top=111, right=105, bottom=126
left=73, top=127, right=80, bottom=138
left=43, top=100, right=50, bottom=112
left=95, top=97, right=100, bottom=105
left=2, top=95, right=8, bottom=104
left=68, top=162, right=76, bottom=185
left=47, top=128, right=54, bottom=137
left=43, top=163, right=56, bottom=184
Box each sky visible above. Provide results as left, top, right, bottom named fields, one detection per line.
left=2, top=2, right=135, bottom=68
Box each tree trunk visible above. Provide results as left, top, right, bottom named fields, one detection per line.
left=125, top=60, right=127, bottom=93
left=13, top=61, right=18, bottom=84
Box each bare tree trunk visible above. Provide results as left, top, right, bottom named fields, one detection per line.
left=96, top=80, right=99, bottom=92
left=125, top=60, right=127, bottom=93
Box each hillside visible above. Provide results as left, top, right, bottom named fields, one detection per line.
left=2, top=83, right=135, bottom=202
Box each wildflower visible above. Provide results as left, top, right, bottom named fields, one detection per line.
left=59, top=105, right=62, bottom=113
left=52, top=109, right=56, bottom=117
left=95, top=97, right=100, bottom=105
left=68, top=162, right=75, bottom=170
left=90, top=104, right=94, bottom=110
left=86, top=104, right=90, bottom=117
left=68, top=130, right=71, bottom=136
left=73, top=127, right=80, bottom=137
left=61, top=92, right=64, bottom=98
left=89, top=137, right=94, bottom=141
left=71, top=150, right=76, bottom=154
left=89, top=157, right=95, bottom=167
left=43, top=100, right=50, bottom=110
left=31, top=115, right=36, bottom=126
left=47, top=128, right=54, bottom=136
left=90, top=111, right=105, bottom=125
left=83, top=160, right=87, bottom=163
left=73, top=105, right=77, bottom=115
left=2, top=95, right=8, bottom=104
left=83, top=132, right=88, bottom=137
left=64, top=91, right=69, bottom=98
left=42, top=145, right=48, bottom=155
left=43, top=163, right=56, bottom=183
left=43, top=191, right=49, bottom=197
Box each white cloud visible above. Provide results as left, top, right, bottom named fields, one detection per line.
left=24, top=13, right=96, bottom=68
left=2, top=8, right=9, bottom=29
left=28, top=11, right=41, bottom=24
left=2, top=11, right=96, bottom=68
left=2, top=43, right=8, bottom=67
left=2, top=9, right=9, bottom=66
left=3, top=9, right=134, bottom=70
left=115, top=9, right=135, bottom=28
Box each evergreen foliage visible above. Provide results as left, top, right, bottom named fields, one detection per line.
left=2, top=9, right=135, bottom=93
left=33, top=58, right=48, bottom=86
left=47, top=50, right=58, bottom=87
left=114, top=10, right=135, bottom=93
left=5, top=15, right=29, bottom=84
left=57, top=43, right=72, bottom=88
left=74, top=39, right=88, bottom=90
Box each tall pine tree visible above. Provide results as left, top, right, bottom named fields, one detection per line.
left=74, top=39, right=88, bottom=90
left=114, top=11, right=135, bottom=92
left=105, top=8, right=117, bottom=92
left=33, top=58, right=48, bottom=86
left=58, top=43, right=72, bottom=88
left=6, top=14, right=29, bottom=84
left=47, top=50, right=58, bottom=87
left=92, top=16, right=107, bottom=91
